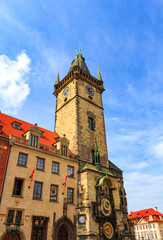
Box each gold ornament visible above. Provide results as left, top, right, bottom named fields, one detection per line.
left=101, top=198, right=112, bottom=216
left=103, top=222, right=114, bottom=239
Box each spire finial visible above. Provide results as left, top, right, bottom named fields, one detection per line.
left=97, top=65, right=102, bottom=81
left=74, top=50, right=79, bottom=66
left=55, top=68, right=60, bottom=85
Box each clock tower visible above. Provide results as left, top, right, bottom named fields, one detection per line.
left=53, top=52, right=132, bottom=240
left=54, top=52, right=108, bottom=167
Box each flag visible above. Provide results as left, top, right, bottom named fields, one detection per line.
left=28, top=158, right=37, bottom=188
left=62, top=167, right=68, bottom=195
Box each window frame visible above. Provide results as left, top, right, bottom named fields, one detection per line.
left=36, top=157, right=45, bottom=171
left=67, top=188, right=74, bottom=203
left=6, top=208, right=24, bottom=225
left=50, top=184, right=58, bottom=202
left=52, top=161, right=59, bottom=174
left=61, top=145, right=68, bottom=157
left=12, top=178, right=24, bottom=197
left=68, top=166, right=74, bottom=178
left=33, top=181, right=43, bottom=200
left=88, top=117, right=95, bottom=131
left=17, top=152, right=27, bottom=167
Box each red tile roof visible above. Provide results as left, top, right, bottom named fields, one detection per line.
left=0, top=112, right=59, bottom=148
left=128, top=208, right=163, bottom=223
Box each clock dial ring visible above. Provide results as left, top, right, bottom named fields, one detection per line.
left=103, top=222, right=114, bottom=239
left=86, top=85, right=94, bottom=96
left=101, top=198, right=112, bottom=216
left=79, top=215, right=85, bottom=224
left=63, top=87, right=70, bottom=98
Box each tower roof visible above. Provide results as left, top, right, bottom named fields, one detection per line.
left=97, top=68, right=102, bottom=81
left=68, top=53, right=90, bottom=74
left=55, top=71, right=60, bottom=85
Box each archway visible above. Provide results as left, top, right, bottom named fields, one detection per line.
left=58, top=225, right=68, bottom=240
left=2, top=230, right=21, bottom=240
left=53, top=216, right=75, bottom=240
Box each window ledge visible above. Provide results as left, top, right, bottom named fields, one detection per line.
left=11, top=195, right=23, bottom=198
left=36, top=169, right=45, bottom=172
left=67, top=202, right=75, bottom=205
left=49, top=200, right=59, bottom=203
left=32, top=198, right=43, bottom=201
left=52, top=172, right=60, bottom=175
left=16, top=165, right=27, bottom=168
left=68, top=176, right=75, bottom=179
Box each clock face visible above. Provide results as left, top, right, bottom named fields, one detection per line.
left=63, top=87, right=70, bottom=98
left=79, top=215, right=85, bottom=224
left=101, top=198, right=112, bottom=216
left=86, top=85, right=94, bottom=96
left=103, top=222, right=114, bottom=239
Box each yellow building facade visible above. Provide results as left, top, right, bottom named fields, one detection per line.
left=0, top=53, right=132, bottom=240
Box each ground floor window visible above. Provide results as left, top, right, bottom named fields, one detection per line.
left=31, top=216, right=49, bottom=240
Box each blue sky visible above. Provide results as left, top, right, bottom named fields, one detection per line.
left=0, top=0, right=163, bottom=213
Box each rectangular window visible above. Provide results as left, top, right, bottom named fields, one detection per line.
left=31, top=216, right=48, bottom=240
left=33, top=182, right=42, bottom=199
left=36, top=158, right=44, bottom=170
left=15, top=211, right=22, bottom=224
left=67, top=188, right=74, bottom=203
left=30, top=135, right=38, bottom=147
left=68, top=166, right=74, bottom=178
left=7, top=210, right=14, bottom=224
left=6, top=209, right=23, bottom=225
left=61, top=145, right=67, bottom=156
left=52, top=162, right=59, bottom=174
left=50, top=185, right=58, bottom=201
left=13, top=124, right=20, bottom=129
left=88, top=117, right=95, bottom=131
left=13, top=179, right=23, bottom=196
left=17, top=153, right=27, bottom=166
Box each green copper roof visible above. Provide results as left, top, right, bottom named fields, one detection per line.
left=68, top=53, right=90, bottom=74
left=55, top=71, right=60, bottom=85
left=78, top=162, right=116, bottom=178
left=97, top=68, right=102, bottom=81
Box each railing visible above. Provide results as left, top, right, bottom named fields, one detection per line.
left=9, top=135, right=76, bottom=159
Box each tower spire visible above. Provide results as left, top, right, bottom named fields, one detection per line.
left=97, top=66, right=102, bottom=81
left=73, top=50, right=79, bottom=66
left=55, top=68, right=60, bottom=85
left=94, top=135, right=101, bottom=170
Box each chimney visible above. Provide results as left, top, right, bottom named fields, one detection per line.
left=154, top=207, right=158, bottom=211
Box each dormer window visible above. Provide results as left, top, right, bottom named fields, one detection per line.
left=30, top=134, right=38, bottom=147
left=61, top=145, right=67, bottom=157
left=11, top=121, right=22, bottom=130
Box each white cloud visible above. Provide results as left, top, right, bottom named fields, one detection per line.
left=0, top=50, right=31, bottom=113
left=124, top=171, right=163, bottom=212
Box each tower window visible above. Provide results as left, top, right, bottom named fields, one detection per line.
left=88, top=117, right=95, bottom=131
